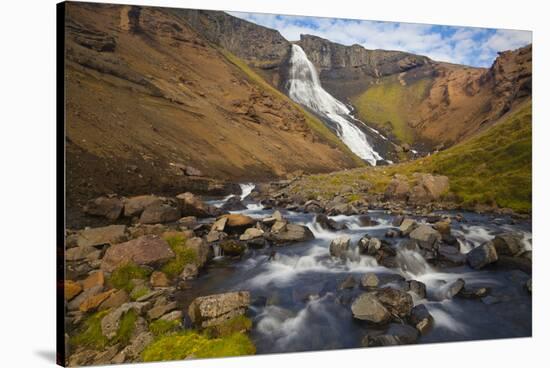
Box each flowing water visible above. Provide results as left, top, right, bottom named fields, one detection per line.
left=287, top=44, right=388, bottom=166
left=177, top=188, right=532, bottom=353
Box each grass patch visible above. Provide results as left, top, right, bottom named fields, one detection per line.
left=108, top=262, right=151, bottom=292
left=220, top=49, right=365, bottom=167
left=130, top=285, right=151, bottom=301
left=149, top=319, right=181, bottom=337
left=141, top=331, right=255, bottom=362
left=161, top=233, right=197, bottom=278
left=70, top=310, right=110, bottom=350
left=352, top=76, right=431, bottom=144
left=112, top=309, right=137, bottom=346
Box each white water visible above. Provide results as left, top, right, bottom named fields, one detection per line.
left=239, top=183, right=255, bottom=200
left=287, top=44, right=383, bottom=165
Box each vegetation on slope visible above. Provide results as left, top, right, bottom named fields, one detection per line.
left=352, top=76, right=431, bottom=144
left=290, top=101, right=532, bottom=212
left=221, top=49, right=366, bottom=167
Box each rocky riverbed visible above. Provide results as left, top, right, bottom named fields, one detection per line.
left=63, top=181, right=532, bottom=365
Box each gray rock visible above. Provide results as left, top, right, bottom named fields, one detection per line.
left=375, top=287, right=414, bottom=318
left=409, top=304, right=434, bottom=335
left=188, top=291, right=250, bottom=328
left=77, top=225, right=127, bottom=248
left=269, top=223, right=314, bottom=244
left=467, top=241, right=498, bottom=269
left=83, top=196, right=123, bottom=221
left=124, top=195, right=162, bottom=217
left=360, top=273, right=379, bottom=289
left=351, top=293, right=391, bottom=324
left=493, top=232, right=524, bottom=256
left=408, top=280, right=427, bottom=299
left=364, top=323, right=419, bottom=346
left=139, top=203, right=180, bottom=224
left=409, top=225, right=442, bottom=250
left=101, top=302, right=150, bottom=339
left=180, top=263, right=198, bottom=280
left=329, top=236, right=351, bottom=258
left=399, top=219, right=417, bottom=235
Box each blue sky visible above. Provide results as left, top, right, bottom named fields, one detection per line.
left=229, top=12, right=531, bottom=67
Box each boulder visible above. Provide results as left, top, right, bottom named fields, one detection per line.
left=240, top=227, right=264, bottom=241
left=384, top=175, right=410, bottom=201
left=81, top=271, right=105, bottom=290
left=176, top=192, right=218, bottom=218
left=206, top=230, right=223, bottom=243
left=409, top=225, right=442, bottom=250
left=438, top=245, right=466, bottom=265
left=493, top=233, right=524, bottom=256
left=496, top=255, right=532, bottom=274
left=409, top=304, right=434, bottom=335
left=178, top=216, right=198, bottom=229
left=375, top=287, right=414, bottom=318
left=219, top=240, right=247, bottom=256
left=221, top=196, right=247, bottom=211
left=66, top=246, right=99, bottom=262
left=99, top=289, right=129, bottom=310
left=358, top=235, right=381, bottom=256
left=360, top=273, right=379, bottom=289
left=117, top=332, right=153, bottom=361
left=100, top=235, right=175, bottom=272
left=211, top=217, right=228, bottom=232
left=68, top=285, right=102, bottom=311
left=339, top=275, right=356, bottom=290
left=123, top=195, right=162, bottom=217
left=358, top=215, right=378, bottom=227
left=433, top=221, right=451, bottom=236
left=65, top=280, right=82, bottom=301
left=351, top=293, right=391, bottom=324
left=270, top=224, right=314, bottom=244
left=83, top=196, right=123, bottom=221
left=445, top=278, right=465, bottom=299
left=77, top=225, right=127, bottom=247
left=188, top=291, right=250, bottom=328
left=408, top=174, right=449, bottom=204
left=408, top=280, right=426, bottom=299
left=304, top=200, right=324, bottom=213
left=467, top=241, right=498, bottom=269
left=79, top=289, right=116, bottom=313
left=180, top=263, right=198, bottom=280
left=399, top=219, right=417, bottom=236
left=364, top=323, right=419, bottom=346
left=139, top=203, right=180, bottom=224
left=222, top=214, right=256, bottom=229
left=185, top=237, right=212, bottom=267
left=147, top=301, right=177, bottom=320
left=329, top=236, right=351, bottom=258
left=184, top=166, right=203, bottom=177
left=458, top=286, right=490, bottom=299
left=150, top=271, right=170, bottom=288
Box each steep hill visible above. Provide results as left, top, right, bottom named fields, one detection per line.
left=64, top=3, right=363, bottom=209
left=297, top=35, right=531, bottom=149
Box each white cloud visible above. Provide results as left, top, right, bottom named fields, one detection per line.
left=229, top=11, right=531, bottom=67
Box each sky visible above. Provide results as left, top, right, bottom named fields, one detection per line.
left=229, top=12, right=531, bottom=67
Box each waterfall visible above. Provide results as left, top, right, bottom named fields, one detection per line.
left=287, top=44, right=383, bottom=166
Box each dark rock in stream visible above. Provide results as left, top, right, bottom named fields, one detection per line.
left=351, top=293, right=391, bottom=324
left=408, top=280, right=427, bottom=299
left=493, top=232, right=525, bottom=256
left=339, top=275, right=356, bottom=290
left=409, top=304, right=434, bottom=335
left=458, top=286, right=490, bottom=299
left=329, top=236, right=351, bottom=258
left=363, top=323, right=419, bottom=346
left=188, top=291, right=250, bottom=329
left=219, top=239, right=247, bottom=257
left=315, top=214, right=347, bottom=231
left=220, top=196, right=247, bottom=211
left=269, top=223, right=314, bottom=244
left=375, top=287, right=414, bottom=319
left=409, top=225, right=442, bottom=250
left=467, top=241, right=499, bottom=269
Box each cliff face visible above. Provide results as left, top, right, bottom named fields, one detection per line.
left=64, top=3, right=360, bottom=210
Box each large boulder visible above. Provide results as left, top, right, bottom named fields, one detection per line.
left=315, top=214, right=347, bottom=231
left=493, top=233, right=524, bottom=256
left=77, top=225, right=127, bottom=247
left=123, top=195, right=162, bottom=217
left=375, top=287, right=414, bottom=318
left=466, top=241, right=498, bottom=269
left=83, top=196, right=123, bottom=221
left=399, top=219, right=417, bottom=236
left=139, top=202, right=180, bottom=224
left=409, top=225, right=442, bottom=250
left=185, top=237, right=212, bottom=267
left=409, top=304, right=434, bottom=335
left=351, top=293, right=391, bottom=324
left=222, top=214, right=256, bottom=230
left=384, top=175, right=410, bottom=201
left=358, top=235, right=381, bottom=256
left=188, top=291, right=250, bottom=328
left=100, top=235, right=175, bottom=272
left=219, top=240, right=247, bottom=257
left=176, top=192, right=219, bottom=218
left=240, top=227, right=264, bottom=241
left=269, top=224, right=314, bottom=244
left=329, top=236, right=351, bottom=258
left=408, top=174, right=450, bottom=204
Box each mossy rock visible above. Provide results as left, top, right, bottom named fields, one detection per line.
left=161, top=232, right=197, bottom=278
left=149, top=318, right=181, bottom=337
left=108, top=262, right=151, bottom=292
left=204, top=315, right=252, bottom=338
left=219, top=240, right=246, bottom=256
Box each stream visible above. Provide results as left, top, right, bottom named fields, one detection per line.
left=176, top=184, right=532, bottom=354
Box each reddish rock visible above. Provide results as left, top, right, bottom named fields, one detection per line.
left=65, top=280, right=82, bottom=301
left=81, top=271, right=105, bottom=290
left=101, top=235, right=175, bottom=272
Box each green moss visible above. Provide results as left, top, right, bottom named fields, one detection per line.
left=161, top=233, right=197, bottom=278
left=108, top=262, right=151, bottom=292
left=352, top=76, right=431, bottom=144
left=141, top=331, right=256, bottom=362
left=70, top=310, right=110, bottom=350
left=130, top=285, right=151, bottom=301
left=149, top=319, right=181, bottom=337
left=204, top=315, right=253, bottom=338
left=112, top=309, right=137, bottom=346
left=220, top=49, right=365, bottom=167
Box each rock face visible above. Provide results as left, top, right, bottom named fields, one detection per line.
left=270, top=224, right=314, bottom=244
left=188, top=291, right=250, bottom=328
left=83, top=196, right=124, bottom=220
left=467, top=241, right=498, bottom=269
left=351, top=293, right=391, bottom=324
left=101, top=235, right=175, bottom=272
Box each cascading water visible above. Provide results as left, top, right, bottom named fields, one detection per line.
left=287, top=44, right=383, bottom=165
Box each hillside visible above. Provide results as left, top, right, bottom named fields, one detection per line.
left=64, top=3, right=363, bottom=210
left=284, top=100, right=532, bottom=212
